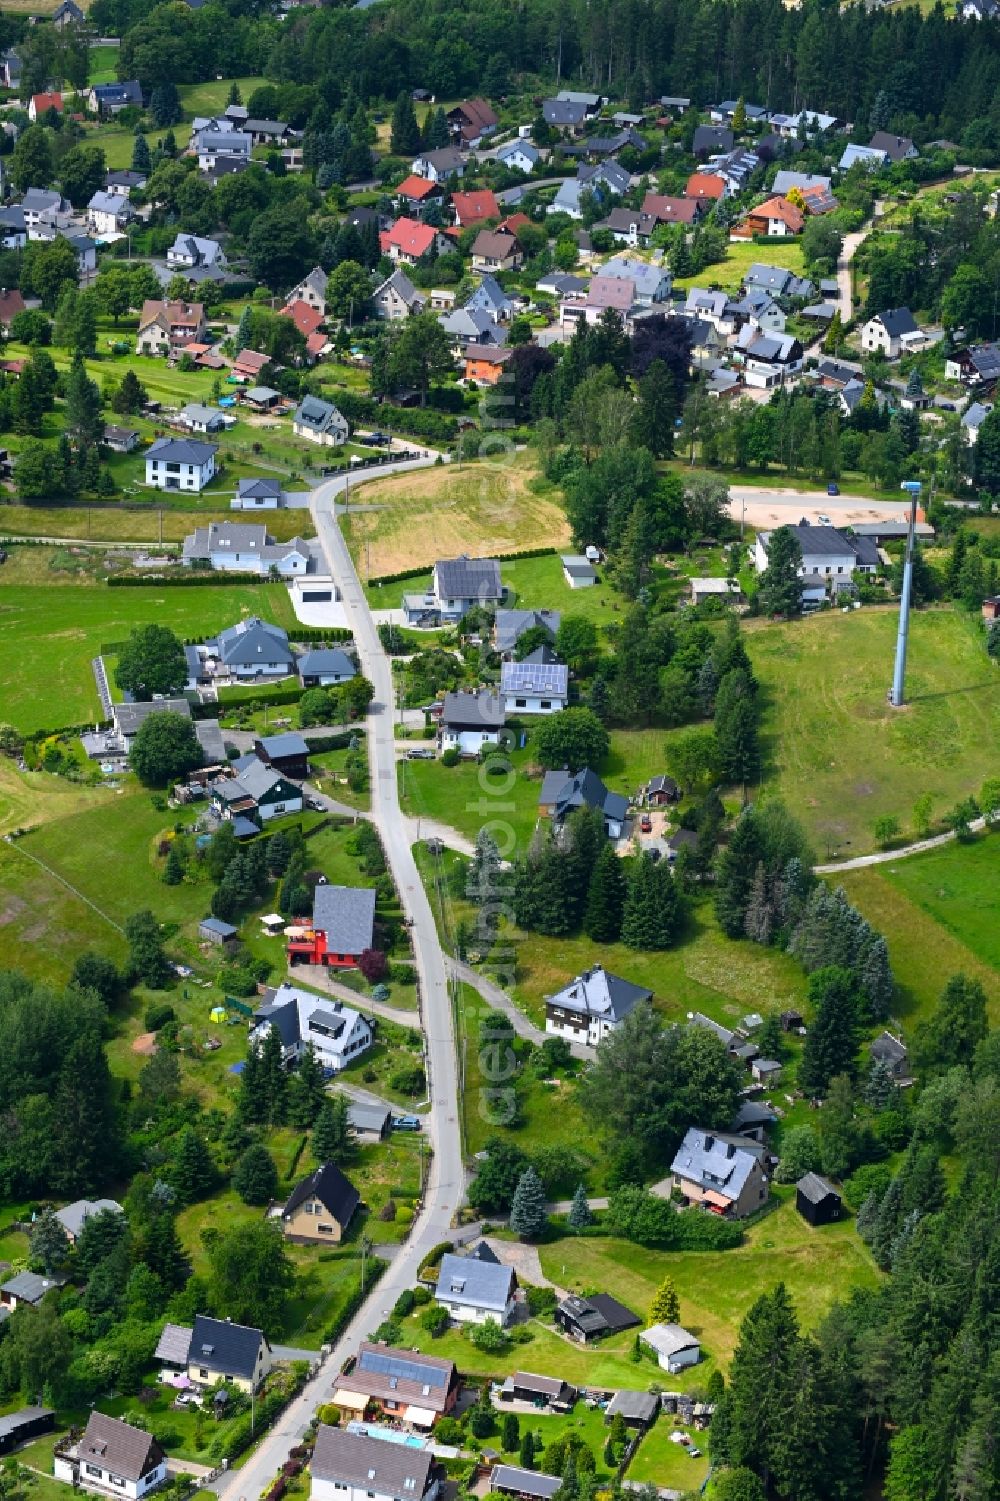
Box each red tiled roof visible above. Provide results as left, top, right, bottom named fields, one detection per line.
left=451, top=189, right=500, bottom=225
left=387, top=217, right=438, bottom=258
left=685, top=173, right=725, bottom=200
left=31, top=92, right=63, bottom=113
left=0, top=288, right=26, bottom=325
left=396, top=174, right=439, bottom=200
left=306, top=330, right=327, bottom=355
left=499, top=213, right=531, bottom=235
left=281, top=300, right=324, bottom=336
left=642, top=192, right=698, bottom=224
left=751, top=195, right=804, bottom=233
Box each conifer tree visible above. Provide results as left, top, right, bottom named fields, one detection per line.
left=313, top=1093, right=353, bottom=1163
left=567, top=1183, right=593, bottom=1232
left=390, top=90, right=421, bottom=154
left=649, top=1275, right=680, bottom=1324
left=509, top=1166, right=548, bottom=1241
left=287, top=1044, right=327, bottom=1128
left=583, top=843, right=626, bottom=942
left=800, top=967, right=861, bottom=1096
left=171, top=1126, right=216, bottom=1204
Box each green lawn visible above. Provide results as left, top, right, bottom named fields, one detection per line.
left=746, top=606, right=1000, bottom=855
left=673, top=237, right=807, bottom=294
left=398, top=745, right=543, bottom=849
left=501, top=553, right=627, bottom=630
left=839, top=837, right=1000, bottom=1025
left=177, top=77, right=268, bottom=120
left=0, top=578, right=297, bottom=732
left=0, top=834, right=129, bottom=983
left=627, top=1418, right=710, bottom=1490
left=87, top=43, right=120, bottom=84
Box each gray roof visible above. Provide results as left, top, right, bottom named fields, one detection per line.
left=88, top=190, right=132, bottom=218
left=758, top=522, right=861, bottom=559
left=298, top=648, right=356, bottom=678
left=606, top=1391, right=658, bottom=1424
left=417, top=147, right=464, bottom=172
left=500, top=660, right=568, bottom=697
left=181, top=402, right=226, bottom=427
left=78, top=1415, right=163, bottom=1483
left=312, top=884, right=377, bottom=954
left=545, top=966, right=652, bottom=1024
left=113, top=699, right=191, bottom=738
left=441, top=690, right=505, bottom=729
left=491, top=1469, right=561, bottom=1501
left=154, top=1322, right=193, bottom=1365
left=238, top=476, right=283, bottom=499
left=283, top=1162, right=360, bottom=1226
left=54, top=1198, right=122, bottom=1238
left=870, top=306, right=919, bottom=337
left=434, top=553, right=502, bottom=600
left=258, top=731, right=308, bottom=759
left=871, top=1030, right=908, bottom=1062
left=670, top=1128, right=761, bottom=1201
left=0, top=1409, right=54, bottom=1443
left=312, top=1427, right=435, bottom=1501
left=538, top=766, right=628, bottom=824
left=543, top=98, right=587, bottom=126
left=561, top=555, right=597, bottom=579
left=494, top=609, right=560, bottom=652
left=190, top=1314, right=268, bottom=1379
left=147, top=436, right=218, bottom=465
left=641, top=1322, right=700, bottom=1358
left=199, top=916, right=238, bottom=938
left=294, top=396, right=346, bottom=434
left=436, top=1251, right=515, bottom=1312
left=694, top=125, right=734, bottom=153
left=214, top=617, right=293, bottom=668
left=347, top=1101, right=392, bottom=1134
left=213, top=758, right=288, bottom=805
left=341, top=1341, right=456, bottom=1412
left=0, top=1271, right=58, bottom=1303
left=797, top=1172, right=840, bottom=1205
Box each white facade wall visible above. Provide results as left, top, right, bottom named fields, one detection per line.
left=502, top=691, right=567, bottom=715
left=437, top=1296, right=515, bottom=1326
left=440, top=726, right=500, bottom=756
left=145, top=455, right=215, bottom=492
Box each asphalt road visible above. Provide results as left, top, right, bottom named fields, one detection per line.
left=214, top=467, right=463, bottom=1501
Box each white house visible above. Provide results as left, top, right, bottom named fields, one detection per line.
left=374, top=268, right=426, bottom=321
left=962, top=401, right=993, bottom=444
left=432, top=554, right=503, bottom=618
left=435, top=1251, right=517, bottom=1325
left=311, top=1427, right=439, bottom=1501
left=411, top=147, right=465, bottom=182
left=500, top=657, right=569, bottom=714
left=753, top=520, right=879, bottom=582
left=640, top=1324, right=701, bottom=1374
left=249, top=981, right=373, bottom=1073
left=232, top=477, right=283, bottom=510
left=181, top=520, right=312, bottom=576
left=54, top=1413, right=167, bottom=1500
left=735, top=326, right=804, bottom=389
left=145, top=437, right=217, bottom=493
left=838, top=143, right=887, bottom=172
left=179, top=402, right=229, bottom=434
left=545, top=965, right=653, bottom=1047
left=286, top=266, right=328, bottom=314
left=600, top=255, right=672, bottom=306
left=211, top=757, right=303, bottom=825
left=86, top=189, right=133, bottom=237
left=860, top=307, right=919, bottom=359
left=562, top=555, right=596, bottom=588
left=496, top=139, right=540, bottom=174
left=292, top=395, right=348, bottom=446
left=166, top=233, right=227, bottom=271
left=193, top=617, right=296, bottom=681
left=439, top=691, right=505, bottom=756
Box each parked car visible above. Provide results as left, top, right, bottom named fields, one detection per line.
left=391, top=1114, right=422, bottom=1131
left=306, top=796, right=325, bottom=810
left=817, top=513, right=832, bottom=525
left=640, top=813, right=652, bottom=833
left=406, top=747, right=436, bottom=759
left=826, top=483, right=840, bottom=496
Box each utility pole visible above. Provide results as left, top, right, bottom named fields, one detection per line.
left=889, top=482, right=920, bottom=708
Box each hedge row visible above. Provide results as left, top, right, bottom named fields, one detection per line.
left=367, top=545, right=559, bottom=588
left=322, top=1256, right=386, bottom=1345
left=334, top=389, right=459, bottom=441
left=304, top=732, right=355, bottom=753
left=217, top=683, right=304, bottom=708
left=108, top=572, right=270, bottom=588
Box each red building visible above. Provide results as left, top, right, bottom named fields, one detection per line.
left=286, top=884, right=377, bottom=969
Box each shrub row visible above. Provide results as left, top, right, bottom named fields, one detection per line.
left=108, top=572, right=269, bottom=588
left=218, top=683, right=304, bottom=708
left=367, top=545, right=558, bottom=588
left=304, top=732, right=355, bottom=753
left=321, top=1256, right=386, bottom=1345
left=334, top=389, right=459, bottom=441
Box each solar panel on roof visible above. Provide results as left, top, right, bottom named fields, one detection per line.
left=359, top=1349, right=447, bottom=1388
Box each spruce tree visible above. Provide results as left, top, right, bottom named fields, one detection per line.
left=714, top=808, right=765, bottom=937
left=509, top=1166, right=548, bottom=1241
left=799, top=967, right=861, bottom=1096
left=64, top=349, right=102, bottom=450
left=313, top=1093, right=353, bottom=1163
left=131, top=132, right=151, bottom=173
left=502, top=1413, right=520, bottom=1452
left=233, top=1142, right=278, bottom=1205
left=758, top=526, right=804, bottom=618
left=870, top=1174, right=904, bottom=1268
left=621, top=855, right=659, bottom=949
left=743, top=861, right=773, bottom=946
left=649, top=1275, right=680, bottom=1324
left=466, top=829, right=502, bottom=905
left=715, top=668, right=760, bottom=785
left=583, top=843, right=626, bottom=942
left=162, top=845, right=184, bottom=885
left=288, top=1044, right=327, bottom=1128
left=171, top=1126, right=216, bottom=1204
left=390, top=90, right=421, bottom=154
left=257, top=1025, right=288, bottom=1126
left=859, top=937, right=894, bottom=1021
left=567, top=1183, right=593, bottom=1232
left=864, top=1056, right=896, bottom=1111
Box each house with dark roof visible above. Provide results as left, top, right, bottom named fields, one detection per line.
left=693, top=124, right=734, bottom=156
left=471, top=227, right=523, bottom=274
left=292, top=396, right=348, bottom=447
left=250, top=981, right=373, bottom=1070
left=542, top=98, right=588, bottom=131
left=232, top=477, right=283, bottom=511
left=538, top=767, right=628, bottom=839
left=753, top=520, right=879, bottom=584
left=411, top=148, right=465, bottom=184
left=281, top=1162, right=359, bottom=1243
left=347, top=1102, right=392, bottom=1141
left=145, top=436, right=217, bottom=493
left=194, top=617, right=295, bottom=681
left=493, top=609, right=560, bottom=656
left=500, top=658, right=568, bottom=715
left=869, top=131, right=918, bottom=163
left=0, top=1409, right=55, bottom=1458
left=861, top=307, right=920, bottom=358
left=870, top=1029, right=910, bottom=1079
left=431, top=554, right=502, bottom=618
left=312, top=1427, right=439, bottom=1501
left=945, top=342, right=1000, bottom=385
left=796, top=1172, right=842, bottom=1225
left=545, top=966, right=652, bottom=1046
left=498, top=1372, right=577, bottom=1409
left=374, top=268, right=426, bottom=321
left=555, top=1293, right=640, bottom=1343
left=489, top=1468, right=561, bottom=1501
left=298, top=648, right=357, bottom=687
left=670, top=1128, right=769, bottom=1218
left=211, top=757, right=303, bottom=825
left=55, top=1413, right=167, bottom=1500
left=0, top=1271, right=63, bottom=1309
left=445, top=97, right=498, bottom=147
left=439, top=691, right=506, bottom=756
left=605, top=1391, right=658, bottom=1428
left=186, top=1314, right=273, bottom=1391
left=331, top=1342, right=459, bottom=1424
left=254, top=731, right=309, bottom=779
left=435, top=1251, right=517, bottom=1325
left=285, top=885, right=378, bottom=970
left=167, top=233, right=227, bottom=271
left=182, top=521, right=312, bottom=577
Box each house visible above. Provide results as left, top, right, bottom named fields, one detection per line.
left=497, top=139, right=539, bottom=174
left=0, top=49, right=21, bottom=90
left=385, top=217, right=452, bottom=263
left=441, top=307, right=506, bottom=350
left=770, top=109, right=837, bottom=136
left=670, top=1127, right=770, bottom=1217
left=88, top=81, right=143, bottom=116
left=108, top=701, right=192, bottom=760
left=231, top=349, right=271, bottom=383
left=556, top=89, right=603, bottom=116
left=193, top=128, right=252, bottom=172
left=694, top=125, right=734, bottom=156
left=283, top=300, right=325, bottom=341
left=494, top=608, right=560, bottom=655
left=561, top=555, right=597, bottom=587
left=642, top=192, right=702, bottom=226
left=395, top=175, right=443, bottom=214
left=594, top=207, right=658, bottom=247
left=179, top=402, right=228, bottom=435
left=640, top=1323, right=702, bottom=1373
left=772, top=169, right=831, bottom=196
left=690, top=576, right=742, bottom=605
left=0, top=288, right=24, bottom=333
left=281, top=1162, right=359, bottom=1243
left=861, top=307, right=919, bottom=358
left=198, top=916, right=238, bottom=950
left=464, top=346, right=512, bottom=385
left=945, top=343, right=1000, bottom=385
left=753, top=520, right=878, bottom=581
left=439, top=690, right=505, bottom=756
left=435, top=1251, right=517, bottom=1325
left=185, top=1314, right=272, bottom=1391
left=555, top=1294, right=640, bottom=1343
left=734, top=195, right=803, bottom=238
left=645, top=773, right=680, bottom=806
left=287, top=266, right=328, bottom=314
left=312, top=1427, right=439, bottom=1501
left=839, top=143, right=887, bottom=172
left=869, top=131, right=918, bottom=163
left=542, top=98, right=587, bottom=131
left=744, top=262, right=813, bottom=299
left=52, top=0, right=84, bottom=24
left=870, top=1030, right=909, bottom=1078
left=752, top=1057, right=782, bottom=1084
left=735, top=327, right=804, bottom=388
left=471, top=228, right=522, bottom=273
left=250, top=980, right=373, bottom=1067
left=195, top=617, right=296, bottom=679
left=961, top=401, right=993, bottom=444
left=103, top=424, right=140, bottom=454
left=446, top=97, right=498, bottom=146
left=796, top=1173, right=842, bottom=1225
left=545, top=966, right=652, bottom=1046
left=285, top=885, right=377, bottom=970
left=212, top=758, right=303, bottom=825
left=292, top=395, right=348, bottom=446
left=54, top=1199, right=123, bottom=1245
left=374, top=268, right=425, bottom=321
left=331, top=1342, right=459, bottom=1425
left=984, top=595, right=1000, bottom=621
left=28, top=93, right=63, bottom=123
left=411, top=147, right=465, bottom=183
left=252, top=730, right=309, bottom=779
left=605, top=1391, right=658, bottom=1429
left=0, top=207, right=26, bottom=252
left=167, top=233, right=227, bottom=271
left=86, top=190, right=133, bottom=237
left=54, top=1414, right=167, bottom=1500
left=600, top=255, right=672, bottom=306
left=0, top=1271, right=61, bottom=1309
left=432, top=554, right=502, bottom=618
left=732, top=1099, right=778, bottom=1142
left=452, top=188, right=500, bottom=226
left=136, top=299, right=206, bottom=355
left=298, top=649, right=356, bottom=687
left=464, top=273, right=516, bottom=322
left=232, top=477, right=283, bottom=510
left=685, top=173, right=726, bottom=203
left=498, top=1373, right=577, bottom=1410
left=339, top=1102, right=390, bottom=1146
left=500, top=658, right=569, bottom=714
left=145, top=437, right=216, bottom=493
left=0, top=1410, right=55, bottom=1458
left=489, top=1469, right=560, bottom=1501
left=19, top=188, right=68, bottom=235
left=539, top=766, right=628, bottom=837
